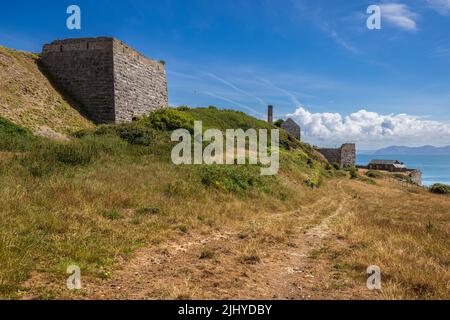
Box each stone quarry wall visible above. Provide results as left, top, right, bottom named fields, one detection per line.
left=318, top=143, right=356, bottom=168
left=41, top=37, right=168, bottom=124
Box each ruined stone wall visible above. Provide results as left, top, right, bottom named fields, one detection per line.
left=41, top=37, right=168, bottom=124
left=281, top=118, right=301, bottom=140
left=318, top=143, right=356, bottom=168
left=112, top=39, right=168, bottom=122
left=340, top=143, right=356, bottom=168
left=41, top=38, right=116, bottom=123
left=318, top=148, right=342, bottom=166
left=408, top=170, right=423, bottom=186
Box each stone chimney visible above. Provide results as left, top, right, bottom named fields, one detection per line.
left=268, top=105, right=273, bottom=124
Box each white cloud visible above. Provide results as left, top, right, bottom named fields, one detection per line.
left=288, top=107, right=450, bottom=148
left=426, top=0, right=450, bottom=15
left=379, top=4, right=419, bottom=31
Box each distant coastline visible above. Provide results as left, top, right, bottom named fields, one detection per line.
left=359, top=145, right=450, bottom=156
left=357, top=153, right=450, bottom=186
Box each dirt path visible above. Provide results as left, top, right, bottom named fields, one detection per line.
left=81, top=180, right=373, bottom=300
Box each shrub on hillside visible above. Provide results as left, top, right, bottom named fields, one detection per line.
left=365, top=170, right=384, bottom=179
left=331, top=162, right=341, bottom=170
left=76, top=124, right=152, bottom=145
left=349, top=167, right=358, bottom=179
left=274, top=119, right=284, bottom=128
left=430, top=183, right=450, bottom=195
left=176, top=105, right=190, bottom=111
left=142, top=108, right=195, bottom=132
left=199, top=164, right=263, bottom=194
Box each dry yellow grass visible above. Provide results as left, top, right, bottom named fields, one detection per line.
left=0, top=46, right=94, bottom=135
left=329, top=179, right=450, bottom=299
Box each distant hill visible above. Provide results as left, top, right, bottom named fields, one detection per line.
left=0, top=45, right=93, bottom=135
left=374, top=145, right=450, bottom=155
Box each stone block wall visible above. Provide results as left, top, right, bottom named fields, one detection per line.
left=112, top=39, right=167, bottom=122
left=340, top=143, right=356, bottom=168
left=41, top=37, right=168, bottom=124
left=408, top=170, right=423, bottom=186
left=41, top=38, right=115, bottom=123
left=318, top=143, right=356, bottom=168
left=281, top=118, right=301, bottom=140
left=318, top=147, right=342, bottom=165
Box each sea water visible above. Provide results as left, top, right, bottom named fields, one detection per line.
left=357, top=154, right=450, bottom=186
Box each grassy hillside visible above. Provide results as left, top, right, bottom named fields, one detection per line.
left=0, top=82, right=448, bottom=299
left=0, top=107, right=336, bottom=298
left=0, top=46, right=93, bottom=135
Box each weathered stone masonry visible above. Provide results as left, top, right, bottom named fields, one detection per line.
left=41, top=37, right=168, bottom=123
left=318, top=143, right=356, bottom=168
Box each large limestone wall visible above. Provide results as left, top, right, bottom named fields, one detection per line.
left=41, top=37, right=168, bottom=124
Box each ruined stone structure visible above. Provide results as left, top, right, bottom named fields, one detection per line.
left=281, top=118, right=301, bottom=140
left=267, top=105, right=273, bottom=124
left=408, top=170, right=423, bottom=186
left=318, top=143, right=356, bottom=168
left=41, top=37, right=168, bottom=123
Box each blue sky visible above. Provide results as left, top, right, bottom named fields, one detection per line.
left=1, top=0, right=450, bottom=148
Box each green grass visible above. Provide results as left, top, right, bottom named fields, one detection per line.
left=0, top=108, right=330, bottom=298
left=0, top=116, right=36, bottom=151
left=365, top=170, right=384, bottom=179
left=430, top=183, right=450, bottom=195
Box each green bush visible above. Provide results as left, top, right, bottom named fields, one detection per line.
left=75, top=123, right=162, bottom=147
left=176, top=105, right=190, bottom=111
left=142, top=108, right=195, bottom=132
left=430, top=183, right=450, bottom=195
left=365, top=170, right=384, bottom=179
left=332, top=162, right=341, bottom=170
left=349, top=167, right=358, bottom=179
left=305, top=173, right=322, bottom=188
left=199, top=164, right=262, bottom=194
left=274, top=119, right=284, bottom=128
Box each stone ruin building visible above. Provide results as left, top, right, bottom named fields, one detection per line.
left=281, top=118, right=301, bottom=141
left=267, top=105, right=355, bottom=167
left=318, top=144, right=356, bottom=168
left=267, top=105, right=301, bottom=140
left=41, top=37, right=168, bottom=124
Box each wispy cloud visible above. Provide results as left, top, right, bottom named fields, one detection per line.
left=290, top=0, right=359, bottom=54
left=323, top=26, right=360, bottom=54
left=431, top=45, right=450, bottom=58
left=203, top=72, right=267, bottom=107
left=426, top=0, right=450, bottom=15
left=201, top=91, right=264, bottom=118
left=379, top=4, right=419, bottom=31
